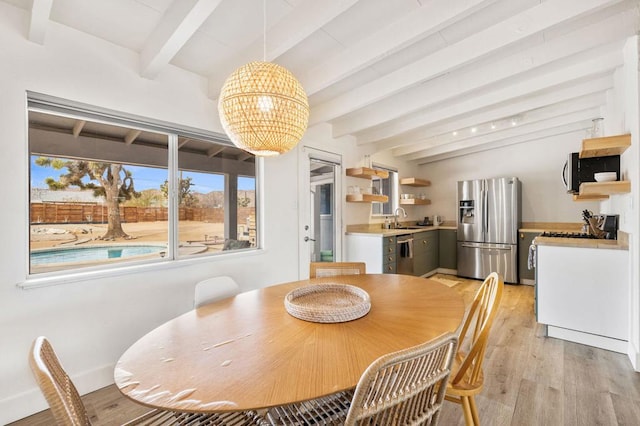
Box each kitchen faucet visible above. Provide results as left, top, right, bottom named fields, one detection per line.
left=394, top=207, right=407, bottom=228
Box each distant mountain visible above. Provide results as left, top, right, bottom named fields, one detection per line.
left=31, top=187, right=255, bottom=208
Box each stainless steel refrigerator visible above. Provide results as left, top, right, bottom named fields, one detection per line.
left=457, top=177, right=520, bottom=283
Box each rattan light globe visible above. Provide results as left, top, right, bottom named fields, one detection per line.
left=218, top=61, right=309, bottom=156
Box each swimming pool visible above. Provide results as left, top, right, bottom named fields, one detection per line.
left=30, top=244, right=166, bottom=265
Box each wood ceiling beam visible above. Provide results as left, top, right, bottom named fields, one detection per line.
left=415, top=121, right=591, bottom=164
left=236, top=153, right=252, bottom=162
left=178, top=138, right=191, bottom=149
left=389, top=77, right=613, bottom=156
left=301, top=0, right=496, bottom=97
left=140, top=0, right=224, bottom=79
left=396, top=100, right=605, bottom=160
left=28, top=0, right=53, bottom=45
left=207, top=147, right=225, bottom=158
left=207, top=0, right=358, bottom=99
left=332, top=10, right=637, bottom=137
left=356, top=48, right=623, bottom=145
left=309, top=0, right=622, bottom=126
left=72, top=120, right=86, bottom=138
left=124, top=130, right=142, bottom=145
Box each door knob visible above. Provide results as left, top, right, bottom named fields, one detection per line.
left=304, top=236, right=316, bottom=242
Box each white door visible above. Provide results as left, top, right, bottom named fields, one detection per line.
left=298, top=147, right=342, bottom=278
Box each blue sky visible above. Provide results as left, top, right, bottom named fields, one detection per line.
left=30, top=157, right=255, bottom=192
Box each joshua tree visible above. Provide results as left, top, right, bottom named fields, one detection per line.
left=238, top=195, right=251, bottom=207
left=35, top=158, right=139, bottom=240
left=160, top=176, right=199, bottom=207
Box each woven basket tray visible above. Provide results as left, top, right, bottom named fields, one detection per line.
left=284, top=284, right=371, bottom=323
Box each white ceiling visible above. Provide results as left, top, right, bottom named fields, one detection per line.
left=7, top=0, right=640, bottom=163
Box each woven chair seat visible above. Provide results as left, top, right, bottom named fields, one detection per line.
left=309, top=262, right=366, bottom=278
left=265, top=391, right=354, bottom=425
left=264, top=333, right=458, bottom=426
left=125, top=409, right=263, bottom=425
left=29, top=336, right=263, bottom=426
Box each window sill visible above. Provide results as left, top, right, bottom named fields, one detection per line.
left=18, top=247, right=265, bottom=289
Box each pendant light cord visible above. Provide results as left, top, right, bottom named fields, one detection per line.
left=263, top=0, right=267, bottom=61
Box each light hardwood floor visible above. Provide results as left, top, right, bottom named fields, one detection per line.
left=11, top=275, right=640, bottom=425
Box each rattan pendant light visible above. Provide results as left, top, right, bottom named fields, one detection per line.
left=218, top=1, right=309, bottom=157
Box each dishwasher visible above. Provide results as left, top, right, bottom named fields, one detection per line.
left=396, top=235, right=414, bottom=275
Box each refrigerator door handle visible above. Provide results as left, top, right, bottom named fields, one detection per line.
left=461, top=243, right=512, bottom=250
left=461, top=243, right=480, bottom=248
left=483, top=181, right=489, bottom=242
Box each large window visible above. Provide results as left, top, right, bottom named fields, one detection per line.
left=28, top=98, right=258, bottom=276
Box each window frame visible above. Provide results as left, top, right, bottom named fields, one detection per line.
left=370, top=163, right=399, bottom=217
left=22, top=92, right=262, bottom=287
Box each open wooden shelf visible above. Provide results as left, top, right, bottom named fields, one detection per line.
left=400, top=177, right=431, bottom=187
left=346, top=167, right=389, bottom=179
left=578, top=180, right=631, bottom=196
left=400, top=198, right=431, bottom=205
left=346, top=194, right=389, bottom=203
left=580, top=134, right=631, bottom=158
left=572, top=194, right=610, bottom=201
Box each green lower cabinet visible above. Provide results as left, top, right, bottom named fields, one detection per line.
left=413, top=231, right=439, bottom=276
left=382, top=235, right=396, bottom=274
left=413, top=232, right=428, bottom=276
left=518, top=231, right=538, bottom=282
left=426, top=231, right=439, bottom=273
left=438, top=229, right=457, bottom=270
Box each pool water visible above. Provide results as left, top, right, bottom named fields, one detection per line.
left=31, top=245, right=166, bottom=265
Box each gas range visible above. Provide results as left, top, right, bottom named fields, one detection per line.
left=540, top=231, right=598, bottom=239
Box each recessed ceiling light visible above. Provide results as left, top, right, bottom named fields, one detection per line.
left=491, top=123, right=496, bottom=130
left=471, top=127, right=477, bottom=133
left=452, top=131, right=458, bottom=136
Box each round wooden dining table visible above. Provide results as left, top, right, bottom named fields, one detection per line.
left=114, top=274, right=465, bottom=413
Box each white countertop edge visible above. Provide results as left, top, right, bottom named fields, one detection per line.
left=346, top=225, right=456, bottom=236
left=533, top=236, right=628, bottom=250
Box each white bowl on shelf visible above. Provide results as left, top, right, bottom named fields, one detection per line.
left=594, top=172, right=617, bottom=182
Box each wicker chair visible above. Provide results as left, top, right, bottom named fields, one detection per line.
left=29, top=336, right=263, bottom=426
left=265, top=332, right=458, bottom=425
left=309, top=262, right=366, bottom=278
left=445, top=272, right=504, bottom=426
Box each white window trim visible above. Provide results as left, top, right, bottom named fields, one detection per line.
left=18, top=246, right=267, bottom=289
left=371, top=163, right=399, bottom=216
left=22, top=92, right=262, bottom=287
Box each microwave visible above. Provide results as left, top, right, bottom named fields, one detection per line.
left=562, top=153, right=620, bottom=193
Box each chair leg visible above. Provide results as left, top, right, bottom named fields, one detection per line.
left=469, top=395, right=480, bottom=425
left=461, top=396, right=475, bottom=426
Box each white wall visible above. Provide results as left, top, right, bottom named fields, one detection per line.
left=603, top=36, right=640, bottom=369
left=604, top=50, right=636, bottom=229
left=0, top=4, right=306, bottom=423
left=415, top=133, right=599, bottom=224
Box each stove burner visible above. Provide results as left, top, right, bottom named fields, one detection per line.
left=540, top=231, right=598, bottom=239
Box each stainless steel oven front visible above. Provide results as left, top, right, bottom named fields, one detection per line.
left=396, top=235, right=414, bottom=275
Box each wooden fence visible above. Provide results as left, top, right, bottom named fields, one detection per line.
left=30, top=202, right=255, bottom=224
